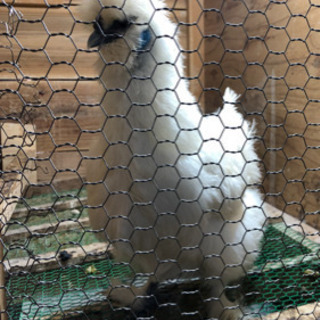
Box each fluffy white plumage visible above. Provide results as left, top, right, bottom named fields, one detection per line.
left=79, top=0, right=265, bottom=318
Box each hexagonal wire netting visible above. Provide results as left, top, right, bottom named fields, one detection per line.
left=0, top=0, right=319, bottom=319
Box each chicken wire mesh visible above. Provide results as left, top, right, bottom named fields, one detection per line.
left=0, top=0, right=319, bottom=320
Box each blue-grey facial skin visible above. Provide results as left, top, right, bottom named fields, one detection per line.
left=138, top=28, right=151, bottom=51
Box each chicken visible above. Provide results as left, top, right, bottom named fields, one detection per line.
left=79, top=0, right=265, bottom=318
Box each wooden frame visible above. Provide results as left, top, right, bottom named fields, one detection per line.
left=0, top=122, right=36, bottom=320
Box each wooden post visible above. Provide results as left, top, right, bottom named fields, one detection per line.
left=0, top=240, right=7, bottom=320
left=0, top=121, right=7, bottom=320
left=0, top=122, right=37, bottom=320
left=187, top=0, right=205, bottom=108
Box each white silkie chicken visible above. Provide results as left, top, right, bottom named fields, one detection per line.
left=79, top=0, right=265, bottom=318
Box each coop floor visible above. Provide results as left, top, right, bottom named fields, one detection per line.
left=4, top=192, right=320, bottom=320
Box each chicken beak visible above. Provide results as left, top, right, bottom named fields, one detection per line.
left=88, top=30, right=120, bottom=48
left=88, top=30, right=104, bottom=48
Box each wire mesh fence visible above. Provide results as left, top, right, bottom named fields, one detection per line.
left=0, top=0, right=319, bottom=319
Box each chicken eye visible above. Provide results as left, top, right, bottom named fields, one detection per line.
left=94, top=17, right=132, bottom=36
left=109, top=19, right=132, bottom=33
left=88, top=16, right=133, bottom=48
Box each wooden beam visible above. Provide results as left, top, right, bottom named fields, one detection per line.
left=11, top=196, right=87, bottom=220
left=0, top=0, right=79, bottom=8
left=1, top=122, right=37, bottom=187
left=1, top=0, right=187, bottom=9
left=262, top=301, right=320, bottom=320
left=0, top=171, right=25, bottom=227
left=2, top=217, right=90, bottom=242
left=5, top=242, right=111, bottom=273
left=187, top=0, right=205, bottom=107
left=263, top=202, right=320, bottom=244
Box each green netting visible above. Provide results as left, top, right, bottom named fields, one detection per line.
left=7, top=260, right=132, bottom=320
left=255, top=224, right=312, bottom=266
left=245, top=223, right=320, bottom=315
left=246, top=262, right=320, bottom=314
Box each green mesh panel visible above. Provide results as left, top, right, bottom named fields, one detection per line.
left=246, top=262, right=320, bottom=314
left=255, top=224, right=312, bottom=266
left=6, top=260, right=131, bottom=320
left=245, top=223, right=320, bottom=315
